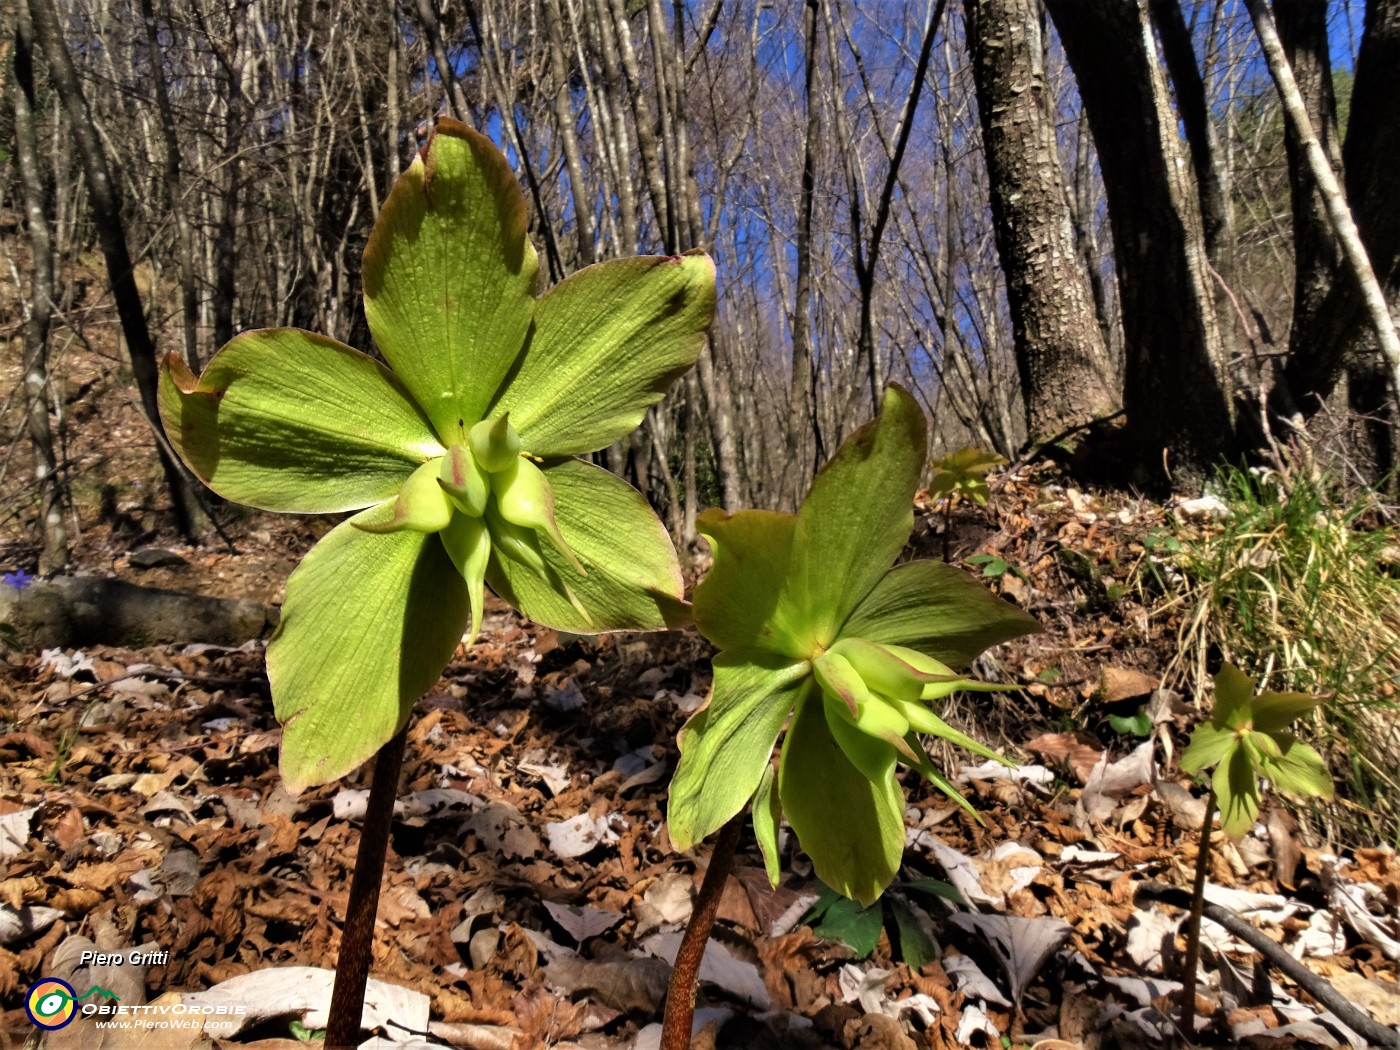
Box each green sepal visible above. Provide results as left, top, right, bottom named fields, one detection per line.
left=668, top=654, right=810, bottom=851
left=485, top=458, right=687, bottom=633
left=781, top=384, right=928, bottom=653
left=157, top=332, right=440, bottom=513
left=1250, top=688, right=1326, bottom=734
left=1215, top=744, right=1262, bottom=840
left=362, top=120, right=539, bottom=440
left=752, top=761, right=784, bottom=888
left=823, top=691, right=910, bottom=777
left=780, top=689, right=905, bottom=906
left=353, top=458, right=452, bottom=534
left=1258, top=736, right=1333, bottom=800
left=492, top=253, right=717, bottom=456
left=812, top=650, right=870, bottom=718
left=692, top=508, right=803, bottom=656
left=828, top=638, right=939, bottom=702
left=1180, top=722, right=1235, bottom=774
left=441, top=513, right=491, bottom=645
left=839, top=559, right=1042, bottom=669
left=438, top=445, right=489, bottom=517
left=271, top=508, right=469, bottom=792
left=893, top=699, right=1012, bottom=767
left=1211, top=664, right=1257, bottom=730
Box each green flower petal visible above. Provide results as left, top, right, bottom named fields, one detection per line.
left=1259, top=736, right=1334, bottom=800
left=1211, top=664, right=1257, bottom=730
left=1180, top=722, right=1236, bottom=774
left=782, top=384, right=928, bottom=652
left=780, top=690, right=905, bottom=906
left=1214, top=744, right=1261, bottom=840
left=495, top=254, right=717, bottom=456
left=158, top=331, right=440, bottom=512
left=270, top=509, right=470, bottom=792
left=362, top=119, right=539, bottom=441
left=668, top=653, right=810, bottom=851
left=692, top=508, right=805, bottom=657
left=1250, top=688, right=1325, bottom=734
left=485, top=458, right=686, bottom=633
left=839, top=559, right=1041, bottom=668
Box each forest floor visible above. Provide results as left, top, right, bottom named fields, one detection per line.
left=2, top=463, right=1399, bottom=1050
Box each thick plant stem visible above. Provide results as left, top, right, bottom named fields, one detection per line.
left=325, top=726, right=409, bottom=1049
left=659, top=815, right=743, bottom=1050
left=1179, top=786, right=1216, bottom=1036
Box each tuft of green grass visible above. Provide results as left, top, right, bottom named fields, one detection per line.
left=1148, top=465, right=1400, bottom=844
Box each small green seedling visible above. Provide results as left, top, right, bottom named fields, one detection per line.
left=803, top=876, right=963, bottom=968
left=158, top=119, right=714, bottom=1045
left=929, top=446, right=1005, bottom=560
left=669, top=385, right=1039, bottom=905
left=1175, top=664, right=1332, bottom=1029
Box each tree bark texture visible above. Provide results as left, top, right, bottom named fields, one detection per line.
left=1047, top=0, right=1236, bottom=483
left=13, top=0, right=68, bottom=573
left=1247, top=0, right=1400, bottom=408
left=966, top=0, right=1118, bottom=446
left=26, top=0, right=211, bottom=542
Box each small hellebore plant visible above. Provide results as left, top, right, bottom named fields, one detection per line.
left=159, top=119, right=714, bottom=791
left=157, top=119, right=714, bottom=1043
left=928, top=445, right=1005, bottom=561
left=1174, top=664, right=1331, bottom=1029
left=668, top=385, right=1040, bottom=905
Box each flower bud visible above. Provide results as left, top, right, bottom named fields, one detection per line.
left=354, top=458, right=453, bottom=534
left=486, top=506, right=594, bottom=627
left=441, top=513, right=490, bottom=645
left=469, top=414, right=522, bottom=473
left=438, top=444, right=490, bottom=517
left=492, top=456, right=585, bottom=574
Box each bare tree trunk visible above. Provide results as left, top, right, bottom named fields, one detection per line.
left=1246, top=0, right=1400, bottom=408
left=13, top=0, right=68, bottom=573
left=27, top=0, right=210, bottom=542
left=787, top=0, right=822, bottom=504
left=1046, top=0, right=1235, bottom=485
left=140, top=0, right=201, bottom=368
left=965, top=0, right=1117, bottom=446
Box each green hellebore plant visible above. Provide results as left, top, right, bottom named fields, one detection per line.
left=1179, top=664, right=1333, bottom=839
left=667, top=385, right=1040, bottom=905
left=158, top=119, right=715, bottom=792
left=928, top=446, right=1006, bottom=507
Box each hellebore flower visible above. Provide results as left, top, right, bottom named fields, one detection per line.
left=159, top=120, right=715, bottom=791
left=1180, top=664, right=1332, bottom=840
left=667, top=385, right=1039, bottom=904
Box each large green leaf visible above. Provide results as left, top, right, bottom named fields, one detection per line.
left=1249, top=688, right=1325, bottom=734
left=839, top=559, right=1041, bottom=668
left=270, top=511, right=470, bottom=792
left=1259, top=736, right=1334, bottom=800
left=780, top=691, right=905, bottom=906
left=485, top=458, right=686, bottom=633
left=668, top=654, right=810, bottom=851
left=1210, top=664, right=1257, bottom=730
left=691, top=508, right=804, bottom=657
left=781, top=384, right=928, bottom=652
left=362, top=119, right=539, bottom=441
left=158, top=331, right=439, bottom=512
left=494, top=254, right=716, bottom=456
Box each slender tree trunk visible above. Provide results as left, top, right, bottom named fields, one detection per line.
left=13, top=0, right=67, bottom=574
left=1247, top=0, right=1400, bottom=408
left=788, top=0, right=821, bottom=504
left=27, top=0, right=211, bottom=542
left=1273, top=0, right=1342, bottom=413
left=1046, top=0, right=1235, bottom=485
left=140, top=0, right=201, bottom=368
left=966, top=0, right=1117, bottom=446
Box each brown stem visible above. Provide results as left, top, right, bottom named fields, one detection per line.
left=325, top=726, right=409, bottom=1049
left=659, top=814, right=743, bottom=1050
left=1179, top=786, right=1216, bottom=1037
